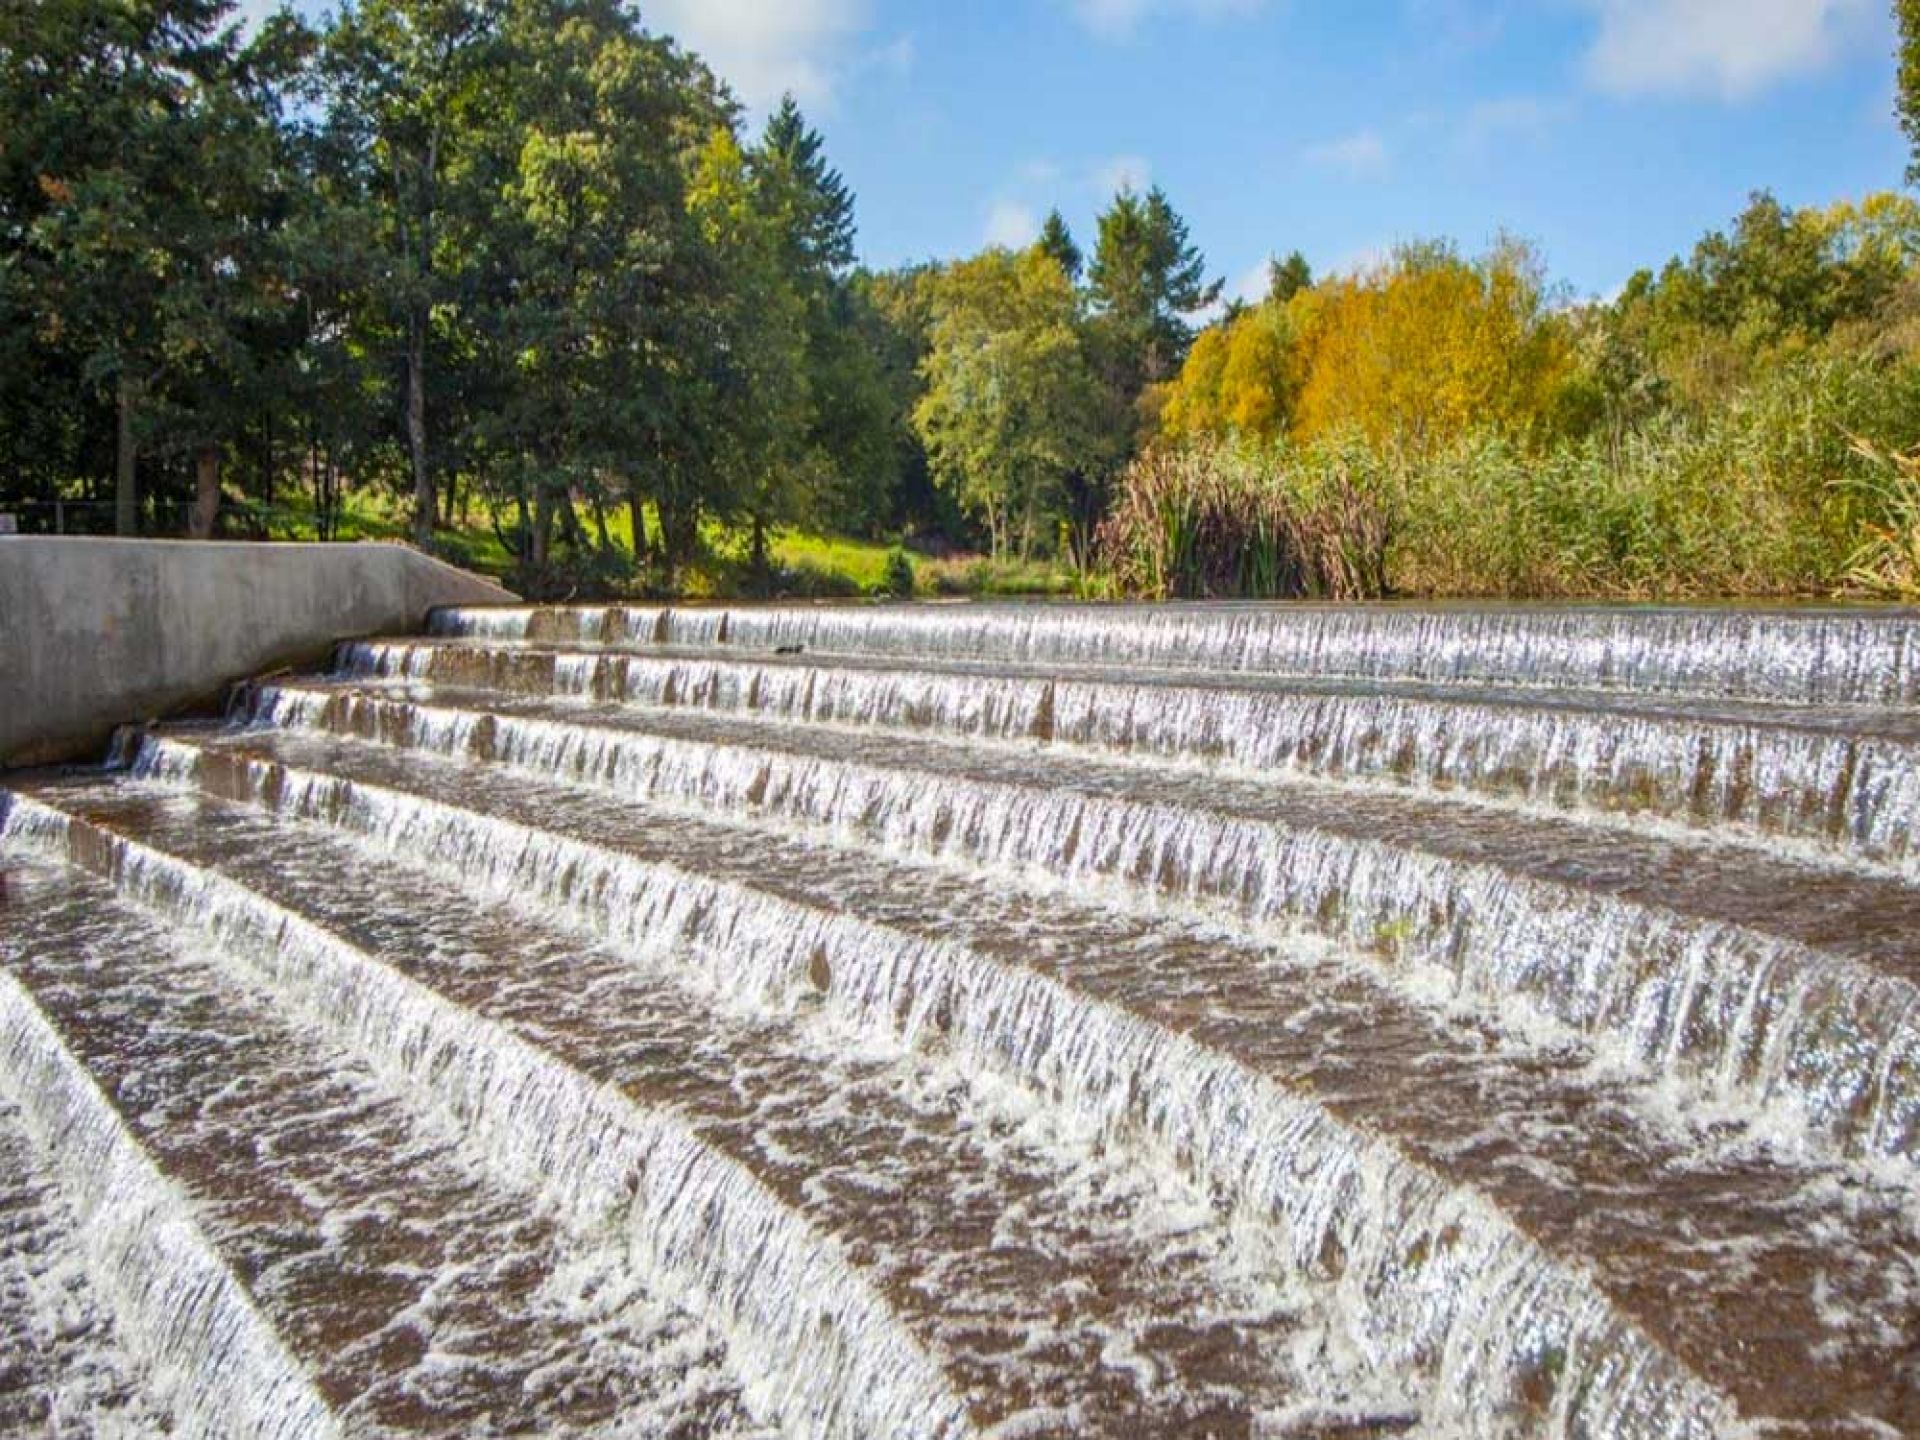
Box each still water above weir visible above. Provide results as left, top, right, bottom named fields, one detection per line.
left=3, top=601, right=1918, bottom=1438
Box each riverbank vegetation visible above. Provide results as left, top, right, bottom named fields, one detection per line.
left=6, top=0, right=1920, bottom=600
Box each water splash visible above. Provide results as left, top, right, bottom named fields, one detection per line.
left=241, top=685, right=1920, bottom=1170
left=340, top=640, right=1920, bottom=872
left=0, top=793, right=975, bottom=1440
left=123, top=736, right=1738, bottom=1440
left=0, top=965, right=340, bottom=1440
left=427, top=602, right=1920, bottom=704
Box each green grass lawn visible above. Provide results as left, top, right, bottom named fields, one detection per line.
left=771, top=531, right=896, bottom=590
left=239, top=486, right=1078, bottom=599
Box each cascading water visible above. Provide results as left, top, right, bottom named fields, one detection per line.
left=8, top=599, right=1920, bottom=1437
left=239, top=682, right=1920, bottom=1167
left=1, top=794, right=971, bottom=1440
left=118, top=734, right=1736, bottom=1437
left=0, top=963, right=340, bottom=1440
left=345, top=637, right=1920, bottom=872
left=427, top=601, right=1920, bottom=703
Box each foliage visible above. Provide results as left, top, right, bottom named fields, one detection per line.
left=1087, top=184, right=1222, bottom=396
left=882, top=546, right=916, bottom=598
left=1038, top=210, right=1083, bottom=282
left=0, top=0, right=915, bottom=586
left=1288, top=238, right=1573, bottom=451
left=9, top=1, right=1920, bottom=605
left=2, top=0, right=300, bottom=534
left=912, top=246, right=1106, bottom=559
left=1099, top=439, right=1391, bottom=600
left=1157, top=302, right=1301, bottom=444
left=1267, top=251, right=1312, bottom=304
left=1841, top=437, right=1920, bottom=597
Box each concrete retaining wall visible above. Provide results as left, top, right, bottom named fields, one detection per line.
left=0, top=538, right=514, bottom=767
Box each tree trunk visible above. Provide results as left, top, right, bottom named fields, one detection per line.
left=115, top=373, right=137, bottom=537
left=190, top=446, right=221, bottom=539
left=406, top=313, right=433, bottom=549
left=627, top=483, right=650, bottom=566
left=262, top=407, right=275, bottom=509
left=749, top=512, right=770, bottom=594
left=531, top=482, right=554, bottom=571
left=558, top=488, right=585, bottom=548
left=656, top=494, right=698, bottom=590
left=513, top=485, right=532, bottom=563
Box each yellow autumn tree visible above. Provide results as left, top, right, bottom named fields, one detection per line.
left=1158, top=301, right=1301, bottom=443
left=1291, top=238, right=1573, bottom=452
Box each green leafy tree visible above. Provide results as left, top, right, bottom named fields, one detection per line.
left=1267, top=250, right=1313, bottom=304
left=1087, top=184, right=1222, bottom=397
left=320, top=0, right=506, bottom=547
left=753, top=98, right=897, bottom=540
left=483, top=0, right=725, bottom=584
left=1037, top=209, right=1083, bottom=282
left=680, top=125, right=812, bottom=581
left=3, top=0, right=288, bottom=534
left=757, top=94, right=856, bottom=275
left=913, top=246, right=1104, bottom=558
left=852, top=264, right=944, bottom=534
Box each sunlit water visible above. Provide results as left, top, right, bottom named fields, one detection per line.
left=6, top=600, right=1920, bottom=1437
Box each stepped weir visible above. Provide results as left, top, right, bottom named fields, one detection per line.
left=3, top=600, right=1918, bottom=1438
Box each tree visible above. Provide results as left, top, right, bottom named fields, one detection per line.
left=757, top=94, right=855, bottom=275
left=1291, top=237, right=1572, bottom=451
left=1087, top=184, right=1222, bottom=396
left=482, top=0, right=728, bottom=584
left=854, top=264, right=944, bottom=535
left=1268, top=251, right=1312, bottom=304
left=1158, top=301, right=1301, bottom=444
left=753, top=98, right=896, bottom=544
left=320, top=0, right=506, bottom=548
left=3, top=0, right=288, bottom=535
left=1609, top=191, right=1911, bottom=409
left=913, top=247, right=1104, bottom=558
left=680, top=126, right=811, bottom=579
left=1038, top=209, right=1083, bottom=281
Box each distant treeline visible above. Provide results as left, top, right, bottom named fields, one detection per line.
left=8, top=0, right=1920, bottom=599
left=1113, top=198, right=1920, bottom=600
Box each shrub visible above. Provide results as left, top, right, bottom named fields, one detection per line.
left=881, top=547, right=916, bottom=598
left=1104, top=353, right=1920, bottom=600
left=508, top=541, right=638, bottom=601
left=1098, top=437, right=1392, bottom=600
left=1841, top=438, right=1920, bottom=597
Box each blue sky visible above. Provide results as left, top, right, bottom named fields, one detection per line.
left=250, top=0, right=1910, bottom=303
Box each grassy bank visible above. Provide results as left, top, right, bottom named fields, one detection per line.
left=226, top=490, right=1080, bottom=600
left=1101, top=354, right=1920, bottom=603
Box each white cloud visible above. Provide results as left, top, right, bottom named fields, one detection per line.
left=1330, top=243, right=1393, bottom=279
left=1304, top=130, right=1390, bottom=176
left=1581, top=0, right=1880, bottom=101
left=1067, top=0, right=1266, bottom=41
left=1092, top=154, right=1152, bottom=196
left=1238, top=259, right=1277, bottom=303
left=644, top=0, right=870, bottom=111
left=984, top=200, right=1041, bottom=249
